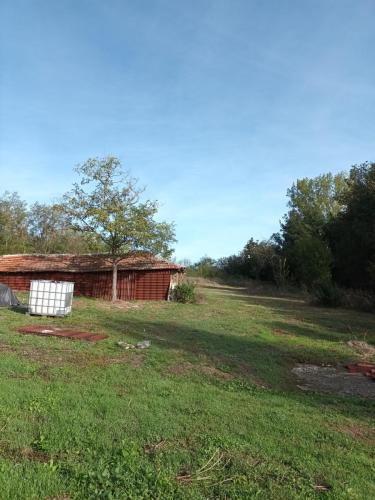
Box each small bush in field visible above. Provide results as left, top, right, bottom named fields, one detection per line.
left=172, top=282, right=196, bottom=303
left=312, top=281, right=343, bottom=308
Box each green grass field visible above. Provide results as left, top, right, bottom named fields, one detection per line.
left=0, top=281, right=374, bottom=499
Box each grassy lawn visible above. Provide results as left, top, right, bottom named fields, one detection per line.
left=0, top=281, right=374, bottom=499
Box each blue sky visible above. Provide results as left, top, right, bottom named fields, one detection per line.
left=1, top=0, right=374, bottom=261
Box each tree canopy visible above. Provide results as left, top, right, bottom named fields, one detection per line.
left=188, top=162, right=375, bottom=298
left=0, top=193, right=96, bottom=255
left=278, top=173, right=347, bottom=287
left=328, top=162, right=375, bottom=290
left=62, top=156, right=176, bottom=300
left=0, top=192, right=29, bottom=254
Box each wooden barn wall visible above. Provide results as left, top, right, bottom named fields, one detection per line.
left=0, top=270, right=172, bottom=301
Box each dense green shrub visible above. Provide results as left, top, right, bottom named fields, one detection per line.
left=172, top=282, right=196, bottom=303
left=311, top=281, right=343, bottom=308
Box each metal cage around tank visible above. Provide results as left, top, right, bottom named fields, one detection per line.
left=28, top=280, right=74, bottom=316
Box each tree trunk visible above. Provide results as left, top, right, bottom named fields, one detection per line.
left=112, top=261, right=118, bottom=302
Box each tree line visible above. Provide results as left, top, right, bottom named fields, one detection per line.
left=0, top=157, right=176, bottom=301
left=0, top=192, right=100, bottom=255
left=190, top=162, right=375, bottom=294
left=2, top=158, right=374, bottom=298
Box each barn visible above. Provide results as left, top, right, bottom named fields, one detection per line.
left=0, top=254, right=184, bottom=301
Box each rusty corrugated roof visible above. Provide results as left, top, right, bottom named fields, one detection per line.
left=0, top=253, right=184, bottom=273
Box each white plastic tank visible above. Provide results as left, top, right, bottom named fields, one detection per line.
left=28, top=280, right=74, bottom=316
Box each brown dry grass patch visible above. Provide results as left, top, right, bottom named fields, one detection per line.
left=167, top=355, right=267, bottom=386
left=73, top=297, right=144, bottom=312
left=335, top=423, right=375, bottom=444
left=167, top=361, right=234, bottom=380
left=94, top=353, right=145, bottom=368
left=0, top=442, right=51, bottom=463
left=0, top=341, right=144, bottom=370
left=272, top=328, right=296, bottom=338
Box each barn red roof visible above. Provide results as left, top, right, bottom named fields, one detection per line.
left=0, top=254, right=184, bottom=273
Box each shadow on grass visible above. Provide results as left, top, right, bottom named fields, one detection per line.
left=92, top=309, right=375, bottom=418
left=219, top=289, right=375, bottom=342
left=10, top=305, right=29, bottom=315
left=21, top=282, right=373, bottom=419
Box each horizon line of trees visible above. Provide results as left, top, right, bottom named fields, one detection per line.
left=0, top=156, right=176, bottom=302
left=0, top=192, right=103, bottom=255
left=2, top=160, right=374, bottom=294
left=0, top=159, right=176, bottom=262
left=189, top=161, right=375, bottom=293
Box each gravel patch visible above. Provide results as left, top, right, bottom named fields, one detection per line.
left=292, top=364, right=375, bottom=399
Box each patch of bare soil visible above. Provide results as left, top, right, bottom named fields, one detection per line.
left=168, top=361, right=194, bottom=376
left=292, top=364, right=375, bottom=399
